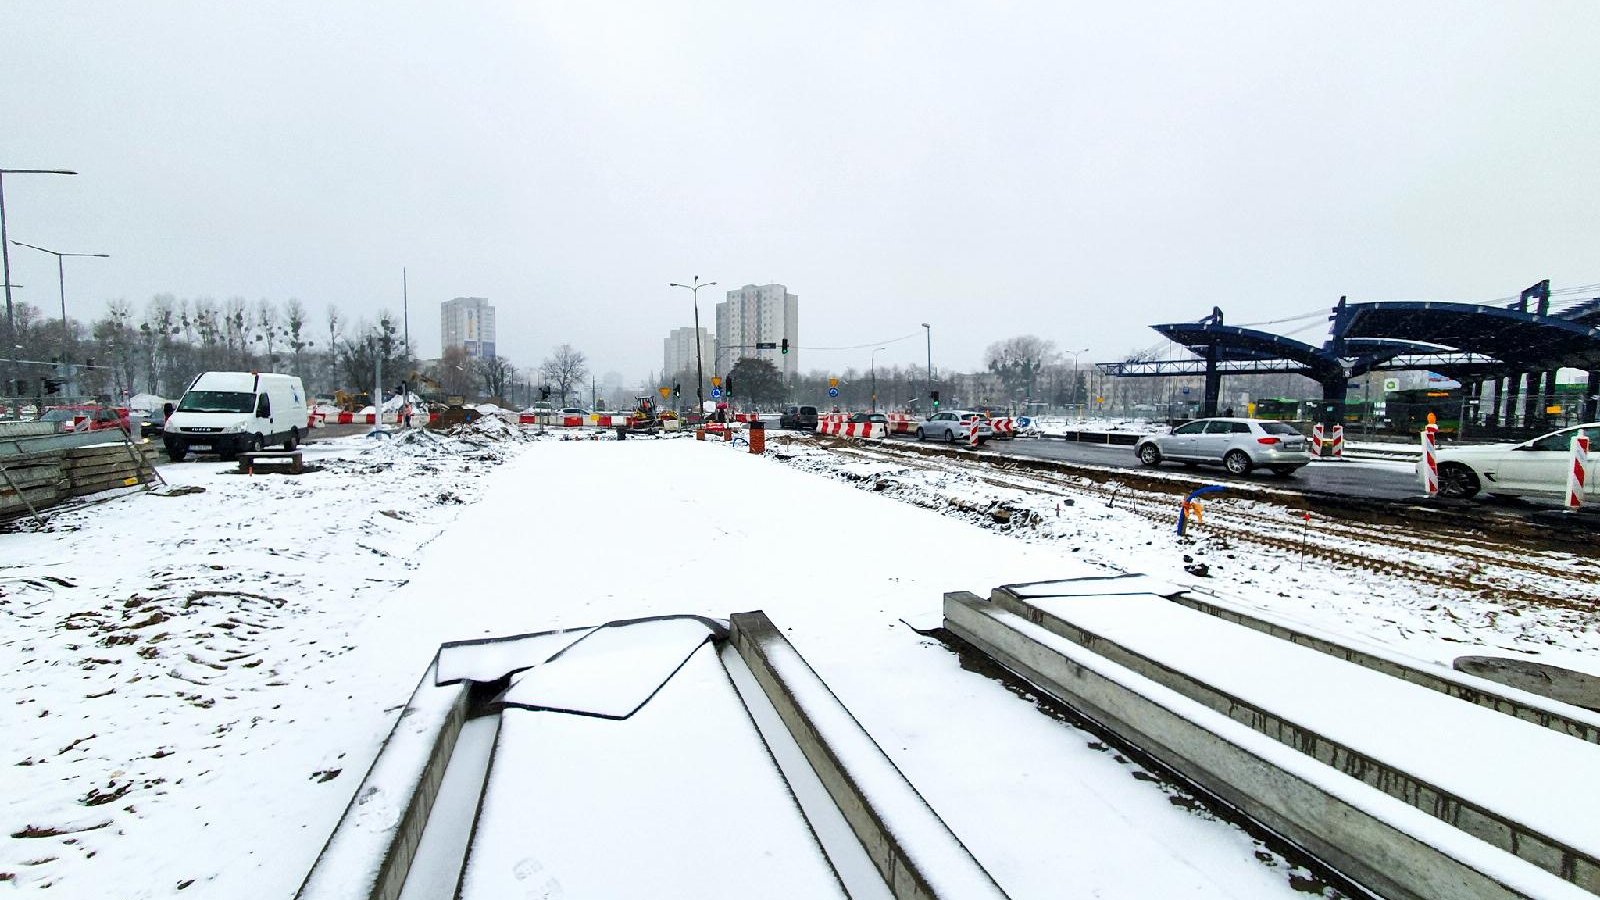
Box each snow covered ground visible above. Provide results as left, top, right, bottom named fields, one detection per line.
left=2, top=422, right=1595, bottom=897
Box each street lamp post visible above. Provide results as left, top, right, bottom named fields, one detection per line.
left=1066, top=347, right=1088, bottom=417
left=921, top=323, right=932, bottom=406
left=0, top=167, right=77, bottom=414
left=669, top=276, right=716, bottom=414
left=870, top=346, right=887, bottom=413
left=11, top=240, right=109, bottom=397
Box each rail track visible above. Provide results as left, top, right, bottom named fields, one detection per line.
left=804, top=436, right=1600, bottom=620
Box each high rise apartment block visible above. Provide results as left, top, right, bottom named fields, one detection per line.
left=663, top=326, right=715, bottom=384
left=441, top=297, right=496, bottom=359
left=715, top=284, right=797, bottom=379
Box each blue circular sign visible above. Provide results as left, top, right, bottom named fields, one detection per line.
left=711, top=387, right=723, bottom=398
left=827, top=387, right=839, bottom=398
left=1016, top=416, right=1032, bottom=428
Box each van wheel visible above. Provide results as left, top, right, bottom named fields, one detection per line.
left=165, top=439, right=187, bottom=462
left=244, top=434, right=263, bottom=455
left=284, top=428, right=300, bottom=451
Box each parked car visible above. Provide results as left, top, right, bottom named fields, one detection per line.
left=780, top=405, right=819, bottom=430
left=1428, top=422, right=1600, bottom=500
left=916, top=410, right=994, bottom=443
left=163, top=371, right=309, bottom=461
left=847, top=412, right=888, bottom=425
left=40, top=405, right=130, bottom=433
left=559, top=407, right=590, bottom=417
left=1134, top=417, right=1311, bottom=475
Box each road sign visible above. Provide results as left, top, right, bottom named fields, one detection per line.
left=828, top=378, right=839, bottom=388
left=1181, top=387, right=1190, bottom=395
left=657, top=386, right=670, bottom=399
left=827, top=387, right=839, bottom=398
left=754, top=341, right=777, bottom=350
left=711, top=387, right=723, bottom=399
left=711, top=376, right=722, bottom=388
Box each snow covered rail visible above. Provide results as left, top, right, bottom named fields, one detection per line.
left=946, top=581, right=1600, bottom=899
left=1164, top=587, right=1600, bottom=745
left=297, top=614, right=1009, bottom=900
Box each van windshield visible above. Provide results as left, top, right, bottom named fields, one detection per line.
left=177, top=390, right=255, bottom=414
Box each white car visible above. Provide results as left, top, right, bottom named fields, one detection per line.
left=1429, top=422, right=1600, bottom=500
left=915, top=411, right=993, bottom=443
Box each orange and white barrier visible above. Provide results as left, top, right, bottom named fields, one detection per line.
left=1420, top=427, right=1439, bottom=496
left=1567, top=433, right=1590, bottom=510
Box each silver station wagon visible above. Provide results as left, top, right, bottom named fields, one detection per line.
left=1134, top=417, right=1312, bottom=476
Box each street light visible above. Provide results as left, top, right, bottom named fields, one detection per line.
left=0, top=167, right=77, bottom=414
left=870, top=346, right=887, bottom=413
left=921, top=323, right=932, bottom=406
left=11, top=240, right=109, bottom=392
left=1066, top=347, right=1088, bottom=417
left=669, top=276, right=716, bottom=413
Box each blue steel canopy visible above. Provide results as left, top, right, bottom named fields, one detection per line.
left=1331, top=301, right=1600, bottom=371
left=1152, top=321, right=1346, bottom=383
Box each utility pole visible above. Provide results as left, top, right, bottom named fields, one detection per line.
left=402, top=267, right=409, bottom=353
left=1, top=167, right=77, bottom=417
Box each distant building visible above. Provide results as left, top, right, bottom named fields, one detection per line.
left=441, top=297, right=496, bottom=359
left=663, top=326, right=716, bottom=385
left=715, top=284, right=797, bottom=379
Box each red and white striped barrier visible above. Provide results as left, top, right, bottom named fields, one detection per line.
left=1568, top=433, right=1590, bottom=510
left=817, top=419, right=887, bottom=439
left=1329, top=424, right=1344, bottom=459
left=886, top=413, right=917, bottom=435
left=989, top=417, right=1014, bottom=438
left=967, top=421, right=980, bottom=446
left=1420, top=427, right=1439, bottom=496
left=1311, top=422, right=1325, bottom=453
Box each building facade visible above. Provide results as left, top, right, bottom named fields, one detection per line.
left=663, top=326, right=715, bottom=385
left=441, top=297, right=496, bottom=360
left=714, top=284, right=798, bottom=379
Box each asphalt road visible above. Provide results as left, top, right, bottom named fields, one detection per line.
left=887, top=433, right=1425, bottom=500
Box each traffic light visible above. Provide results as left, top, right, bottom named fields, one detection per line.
left=781, top=338, right=789, bottom=355
left=673, top=382, right=681, bottom=397
left=44, top=379, right=62, bottom=395
left=12, top=379, right=28, bottom=395
left=726, top=376, right=735, bottom=396
left=931, top=390, right=940, bottom=409
left=539, top=386, right=551, bottom=400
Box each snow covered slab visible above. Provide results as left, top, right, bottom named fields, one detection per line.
left=985, top=589, right=1600, bottom=893
left=500, top=616, right=722, bottom=718
left=434, top=627, right=594, bottom=685
left=945, top=592, right=1594, bottom=900
left=456, top=642, right=847, bottom=899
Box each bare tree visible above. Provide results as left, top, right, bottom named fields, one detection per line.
left=984, top=335, right=1056, bottom=400
left=478, top=355, right=515, bottom=401
left=539, top=344, right=588, bottom=406
left=285, top=298, right=312, bottom=383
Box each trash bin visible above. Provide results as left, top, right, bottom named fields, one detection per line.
left=748, top=421, right=765, bottom=454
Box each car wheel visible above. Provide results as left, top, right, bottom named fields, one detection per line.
left=284, top=428, right=300, bottom=451
left=1223, top=450, right=1253, bottom=475
left=915, top=428, right=925, bottom=441
left=164, top=439, right=187, bottom=463
left=1437, top=462, right=1481, bottom=499
left=1136, top=443, right=1162, bottom=466
left=944, top=428, right=956, bottom=443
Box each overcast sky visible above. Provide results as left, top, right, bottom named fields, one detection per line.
left=3, top=2, right=1598, bottom=384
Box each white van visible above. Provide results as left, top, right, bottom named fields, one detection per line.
left=163, top=372, right=309, bottom=461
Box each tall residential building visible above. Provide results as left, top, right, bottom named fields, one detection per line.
left=440, top=297, right=496, bottom=359
left=715, top=283, right=798, bottom=379
left=663, top=326, right=715, bottom=384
